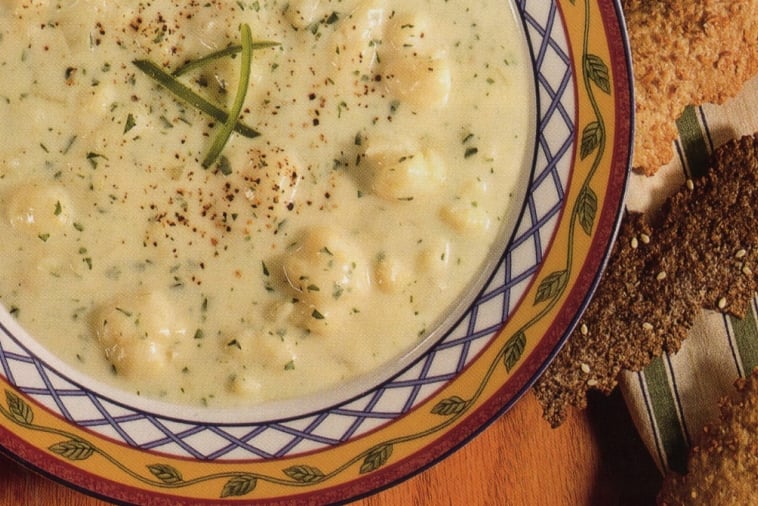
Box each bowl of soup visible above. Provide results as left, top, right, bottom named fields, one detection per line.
left=0, top=0, right=632, bottom=503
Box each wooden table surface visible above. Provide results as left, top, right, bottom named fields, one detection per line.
left=0, top=389, right=662, bottom=505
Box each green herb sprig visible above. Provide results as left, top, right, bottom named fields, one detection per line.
left=132, top=58, right=259, bottom=138
left=132, top=23, right=280, bottom=170
left=172, top=40, right=279, bottom=77
left=202, top=23, right=254, bottom=168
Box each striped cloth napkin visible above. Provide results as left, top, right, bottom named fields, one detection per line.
left=619, top=75, right=758, bottom=475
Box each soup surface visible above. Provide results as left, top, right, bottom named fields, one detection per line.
left=0, top=0, right=532, bottom=407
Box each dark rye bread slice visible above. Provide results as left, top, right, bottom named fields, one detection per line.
left=533, top=133, right=758, bottom=427
left=657, top=368, right=758, bottom=506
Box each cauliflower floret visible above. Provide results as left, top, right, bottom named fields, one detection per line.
left=330, top=0, right=386, bottom=82
left=282, top=226, right=371, bottom=306
left=440, top=180, right=493, bottom=235
left=285, top=0, right=324, bottom=29
left=222, top=325, right=299, bottom=368
left=416, top=237, right=452, bottom=286
left=226, top=372, right=264, bottom=397
left=240, top=147, right=303, bottom=212
left=5, top=184, right=75, bottom=236
left=440, top=202, right=492, bottom=236
left=289, top=300, right=346, bottom=335
left=363, top=140, right=446, bottom=200
left=280, top=226, right=371, bottom=334
left=384, top=12, right=431, bottom=51
left=93, top=291, right=188, bottom=377
left=381, top=53, right=451, bottom=110
left=373, top=253, right=410, bottom=293
left=79, top=82, right=118, bottom=119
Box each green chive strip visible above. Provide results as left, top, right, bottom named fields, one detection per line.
left=172, top=41, right=279, bottom=77
left=202, top=23, right=254, bottom=169
left=132, top=59, right=260, bottom=138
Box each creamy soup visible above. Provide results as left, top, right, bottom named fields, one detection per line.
left=0, top=0, right=532, bottom=407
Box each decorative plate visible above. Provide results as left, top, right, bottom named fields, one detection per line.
left=0, top=0, right=632, bottom=503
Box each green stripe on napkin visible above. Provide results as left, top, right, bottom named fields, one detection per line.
left=650, top=105, right=709, bottom=475
left=675, top=106, right=710, bottom=179
left=621, top=77, right=758, bottom=478
left=635, top=105, right=707, bottom=475
left=642, top=357, right=689, bottom=474
left=730, top=302, right=758, bottom=374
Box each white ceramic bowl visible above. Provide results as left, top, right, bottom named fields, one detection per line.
left=0, top=0, right=632, bottom=503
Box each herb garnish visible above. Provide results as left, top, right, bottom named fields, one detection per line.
left=202, top=23, right=254, bottom=168
left=133, top=24, right=279, bottom=170
left=171, top=41, right=279, bottom=77
left=132, top=58, right=259, bottom=138
left=123, top=113, right=136, bottom=134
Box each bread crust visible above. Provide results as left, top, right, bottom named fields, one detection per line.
left=533, top=134, right=758, bottom=427
left=623, top=0, right=758, bottom=175
left=657, top=368, right=758, bottom=506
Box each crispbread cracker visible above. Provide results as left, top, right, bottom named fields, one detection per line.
left=622, top=0, right=758, bottom=175
left=533, top=134, right=758, bottom=427
left=657, top=368, right=758, bottom=506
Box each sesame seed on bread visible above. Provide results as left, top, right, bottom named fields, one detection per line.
left=657, top=368, right=758, bottom=505
left=533, top=133, right=758, bottom=427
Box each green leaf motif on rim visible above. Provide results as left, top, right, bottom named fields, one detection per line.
left=284, top=465, right=326, bottom=483
left=221, top=474, right=257, bottom=498
left=577, top=186, right=599, bottom=236
left=49, top=440, right=95, bottom=461
left=432, top=396, right=470, bottom=416
left=580, top=121, right=604, bottom=160
left=360, top=444, right=393, bottom=474
left=148, top=463, right=184, bottom=484
left=504, top=331, right=527, bottom=372
left=5, top=391, right=33, bottom=425
left=584, top=54, right=611, bottom=94
left=534, top=270, right=569, bottom=305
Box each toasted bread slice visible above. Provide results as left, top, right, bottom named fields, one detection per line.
left=657, top=368, right=758, bottom=505
left=533, top=134, right=758, bottom=427
left=623, top=0, right=758, bottom=175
